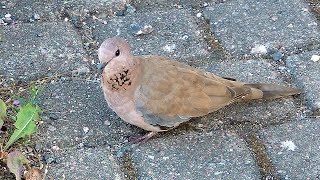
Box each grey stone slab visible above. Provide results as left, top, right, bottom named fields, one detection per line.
left=259, top=118, right=320, bottom=179
left=46, top=147, right=125, bottom=179
left=92, top=9, right=219, bottom=67
left=37, top=80, right=136, bottom=149
left=61, top=0, right=128, bottom=17
left=0, top=0, right=59, bottom=21
left=132, top=0, right=223, bottom=10
left=196, top=59, right=299, bottom=128
left=203, top=0, right=320, bottom=55
left=286, top=50, right=320, bottom=114
left=0, top=0, right=127, bottom=21
left=132, top=130, right=260, bottom=179
left=0, top=21, right=86, bottom=81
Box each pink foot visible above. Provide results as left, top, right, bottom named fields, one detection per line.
left=128, top=131, right=158, bottom=144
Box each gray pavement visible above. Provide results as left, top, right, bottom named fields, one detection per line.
left=1, top=0, right=319, bottom=179
left=0, top=22, right=86, bottom=81
left=287, top=50, right=320, bottom=114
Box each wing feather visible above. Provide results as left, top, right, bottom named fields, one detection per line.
left=134, top=56, right=250, bottom=127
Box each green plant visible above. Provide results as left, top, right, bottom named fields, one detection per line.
left=0, top=84, right=44, bottom=180
left=0, top=99, right=6, bottom=128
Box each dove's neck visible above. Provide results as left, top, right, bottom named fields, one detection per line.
left=102, top=57, right=141, bottom=96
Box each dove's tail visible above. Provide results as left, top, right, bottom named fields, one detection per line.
left=244, top=83, right=302, bottom=100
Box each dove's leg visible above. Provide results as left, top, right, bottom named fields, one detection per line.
left=129, top=131, right=158, bottom=144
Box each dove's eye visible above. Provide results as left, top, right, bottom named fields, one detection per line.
left=115, top=49, right=120, bottom=56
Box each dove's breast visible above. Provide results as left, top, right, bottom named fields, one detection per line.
left=101, top=60, right=164, bottom=132
left=102, top=87, right=163, bottom=131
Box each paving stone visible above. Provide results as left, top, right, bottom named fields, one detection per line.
left=132, top=0, right=223, bottom=10
left=92, top=9, right=221, bottom=67
left=45, top=147, right=125, bottom=179
left=0, top=0, right=127, bottom=21
left=132, top=130, right=260, bottom=179
left=196, top=59, right=299, bottom=128
left=259, top=118, right=320, bottom=179
left=203, top=0, right=320, bottom=55
left=38, top=80, right=136, bottom=149
left=61, top=0, right=128, bottom=18
left=0, top=21, right=86, bottom=81
left=0, top=0, right=61, bottom=22
left=286, top=49, right=320, bottom=114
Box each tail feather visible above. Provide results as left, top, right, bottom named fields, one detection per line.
left=244, top=83, right=302, bottom=99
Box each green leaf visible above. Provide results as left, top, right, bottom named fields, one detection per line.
left=7, top=150, right=29, bottom=180
left=0, top=99, right=7, bottom=127
left=4, top=103, right=40, bottom=150
left=28, top=85, right=44, bottom=105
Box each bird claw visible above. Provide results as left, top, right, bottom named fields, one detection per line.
left=128, top=131, right=158, bottom=144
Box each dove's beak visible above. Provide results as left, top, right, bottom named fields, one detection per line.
left=97, top=62, right=108, bottom=74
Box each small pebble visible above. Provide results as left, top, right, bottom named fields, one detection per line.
left=148, top=155, right=155, bottom=160
left=271, top=15, right=278, bottom=21
left=26, top=146, right=33, bottom=153
left=96, top=63, right=105, bottom=70
left=104, top=120, right=111, bottom=126
left=48, top=125, right=57, bottom=131
left=196, top=12, right=202, bottom=17
left=47, top=113, right=60, bottom=120
left=162, top=44, right=176, bottom=53
left=251, top=45, right=267, bottom=54
left=278, top=66, right=286, bottom=71
left=34, top=13, right=40, bottom=20
left=73, top=66, right=90, bottom=75
left=71, top=16, right=82, bottom=28
left=163, top=156, right=169, bottom=160
left=129, top=23, right=154, bottom=36
left=311, top=55, right=320, bottom=62
left=116, top=146, right=131, bottom=158
left=3, top=13, right=12, bottom=24
left=271, top=51, right=283, bottom=61
left=281, top=140, right=297, bottom=151
left=115, top=9, right=126, bottom=16
left=4, top=13, right=11, bottom=18
left=83, top=126, right=89, bottom=133
left=51, top=145, right=60, bottom=151
left=181, top=35, right=189, bottom=40
left=34, top=143, right=42, bottom=152
left=42, top=154, right=56, bottom=164
left=36, top=33, right=44, bottom=37
left=126, top=4, right=136, bottom=14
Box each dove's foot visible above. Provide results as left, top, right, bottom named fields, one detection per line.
left=128, top=131, right=158, bottom=144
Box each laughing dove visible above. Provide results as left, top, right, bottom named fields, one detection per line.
left=98, top=37, right=301, bottom=141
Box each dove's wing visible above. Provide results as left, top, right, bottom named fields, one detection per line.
left=133, top=56, right=251, bottom=128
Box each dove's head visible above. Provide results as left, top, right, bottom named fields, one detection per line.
left=98, top=37, right=133, bottom=67
left=98, top=37, right=138, bottom=91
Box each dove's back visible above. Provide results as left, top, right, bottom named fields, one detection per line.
left=133, top=56, right=252, bottom=128
left=132, top=55, right=301, bottom=129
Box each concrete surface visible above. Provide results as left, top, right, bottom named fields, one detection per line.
left=132, top=130, right=260, bottom=179
left=203, top=0, right=320, bottom=55
left=1, top=0, right=319, bottom=179
left=286, top=49, right=320, bottom=114
left=0, top=22, right=86, bottom=81
left=259, top=118, right=320, bottom=179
